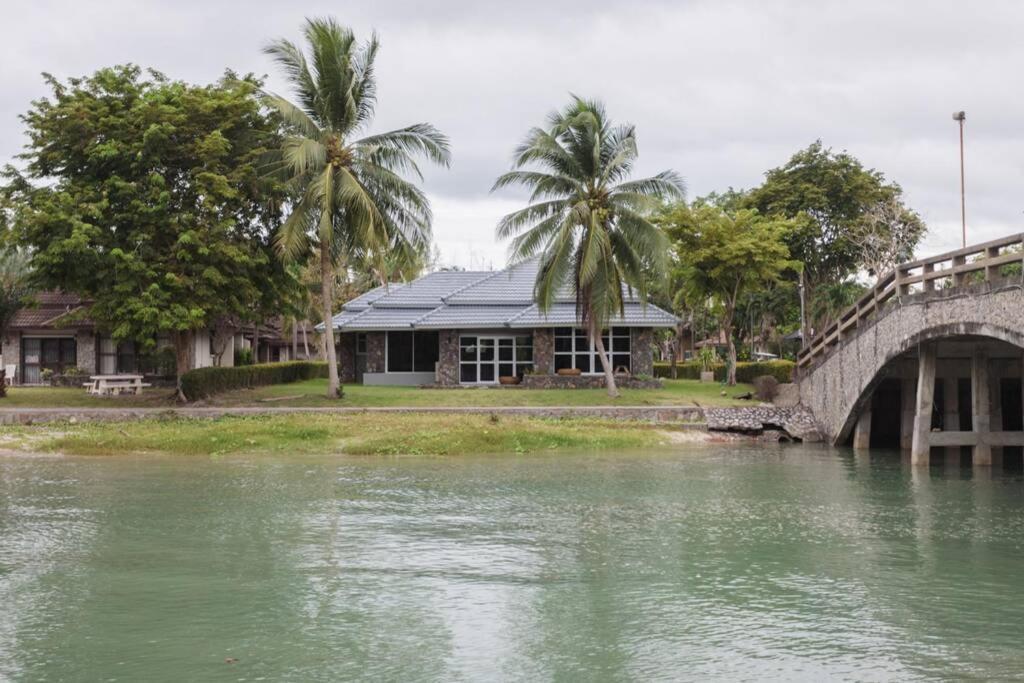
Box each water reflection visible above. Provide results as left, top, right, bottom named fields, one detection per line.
left=2, top=446, right=1024, bottom=680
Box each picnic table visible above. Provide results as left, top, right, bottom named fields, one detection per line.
left=85, top=374, right=151, bottom=396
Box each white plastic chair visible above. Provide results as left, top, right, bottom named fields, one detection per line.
left=4, top=364, right=16, bottom=386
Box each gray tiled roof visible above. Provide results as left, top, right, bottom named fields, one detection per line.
left=324, top=259, right=677, bottom=331
left=342, top=283, right=407, bottom=311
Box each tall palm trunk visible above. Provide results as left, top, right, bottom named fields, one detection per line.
left=592, top=321, right=619, bottom=398
left=321, top=244, right=340, bottom=397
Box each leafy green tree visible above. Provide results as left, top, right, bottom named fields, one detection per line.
left=493, top=97, right=684, bottom=397
left=0, top=248, right=34, bottom=393
left=665, top=203, right=798, bottom=385
left=809, top=279, right=867, bottom=331
left=5, top=65, right=287, bottom=399
left=745, top=141, right=921, bottom=331
left=264, top=17, right=451, bottom=398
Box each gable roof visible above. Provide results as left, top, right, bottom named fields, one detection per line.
left=9, top=291, right=94, bottom=329
left=324, top=260, right=677, bottom=332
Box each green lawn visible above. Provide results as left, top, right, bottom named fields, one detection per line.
left=0, top=378, right=756, bottom=409
left=221, top=378, right=755, bottom=407
left=0, top=413, right=670, bottom=457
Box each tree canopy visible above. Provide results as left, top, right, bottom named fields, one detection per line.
left=664, top=202, right=798, bottom=384
left=745, top=141, right=920, bottom=288
left=4, top=65, right=290, bottom=396
left=493, top=96, right=684, bottom=396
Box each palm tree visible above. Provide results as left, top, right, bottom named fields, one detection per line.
left=264, top=17, right=450, bottom=397
left=493, top=97, right=684, bottom=397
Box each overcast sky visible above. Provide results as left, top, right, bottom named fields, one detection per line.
left=3, top=1, right=1021, bottom=269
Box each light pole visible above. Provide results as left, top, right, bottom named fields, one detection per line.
left=953, top=111, right=966, bottom=248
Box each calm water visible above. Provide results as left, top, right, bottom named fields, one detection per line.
left=2, top=446, right=1024, bottom=681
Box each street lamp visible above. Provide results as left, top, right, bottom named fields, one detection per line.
left=953, top=111, right=966, bottom=248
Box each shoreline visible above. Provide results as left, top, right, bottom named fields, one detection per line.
left=0, top=410, right=788, bottom=458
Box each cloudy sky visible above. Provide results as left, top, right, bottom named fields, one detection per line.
left=2, top=0, right=1021, bottom=269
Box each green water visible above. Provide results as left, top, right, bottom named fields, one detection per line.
left=2, top=446, right=1024, bottom=681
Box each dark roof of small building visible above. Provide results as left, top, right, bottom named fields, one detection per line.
left=9, top=292, right=94, bottom=329
left=324, top=259, right=678, bottom=332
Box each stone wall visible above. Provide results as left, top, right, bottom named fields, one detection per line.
left=798, top=285, right=1024, bottom=444
left=521, top=374, right=661, bottom=390
left=75, top=331, right=97, bottom=374
left=2, top=332, right=19, bottom=383
left=337, top=333, right=356, bottom=383
left=705, top=405, right=824, bottom=442
left=631, top=328, right=654, bottom=377
left=0, top=404, right=703, bottom=425
left=366, top=332, right=386, bottom=373
left=533, top=328, right=554, bottom=374
left=436, top=330, right=460, bottom=386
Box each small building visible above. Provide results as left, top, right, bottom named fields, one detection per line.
left=326, top=259, right=677, bottom=386
left=2, top=292, right=238, bottom=384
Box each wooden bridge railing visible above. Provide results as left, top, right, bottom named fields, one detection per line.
left=797, top=232, right=1024, bottom=370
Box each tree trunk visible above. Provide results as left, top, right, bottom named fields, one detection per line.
left=173, top=329, right=193, bottom=402
left=292, top=318, right=298, bottom=361
left=302, top=323, right=310, bottom=359
left=722, top=307, right=737, bottom=386
left=321, top=245, right=340, bottom=398
left=592, top=322, right=619, bottom=398
left=672, top=320, right=685, bottom=379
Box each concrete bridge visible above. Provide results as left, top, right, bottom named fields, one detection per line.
left=796, top=233, right=1024, bottom=466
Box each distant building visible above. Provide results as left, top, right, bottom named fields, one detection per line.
left=0, top=292, right=315, bottom=384
left=324, top=259, right=677, bottom=386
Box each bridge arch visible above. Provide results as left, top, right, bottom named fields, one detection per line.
left=833, top=323, right=1024, bottom=445
left=797, top=286, right=1024, bottom=449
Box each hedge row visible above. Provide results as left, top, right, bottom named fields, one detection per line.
left=181, top=361, right=329, bottom=401
left=653, top=360, right=794, bottom=383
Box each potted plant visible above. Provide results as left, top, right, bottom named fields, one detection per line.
left=498, top=375, right=521, bottom=385
left=40, top=368, right=54, bottom=386
left=698, top=346, right=718, bottom=383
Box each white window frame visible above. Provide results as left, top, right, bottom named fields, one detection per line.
left=553, top=327, right=631, bottom=375
left=458, top=334, right=533, bottom=384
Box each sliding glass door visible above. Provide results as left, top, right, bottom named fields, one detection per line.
left=459, top=335, right=533, bottom=384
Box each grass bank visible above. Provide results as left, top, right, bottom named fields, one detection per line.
left=0, top=413, right=671, bottom=457
left=0, top=378, right=753, bottom=409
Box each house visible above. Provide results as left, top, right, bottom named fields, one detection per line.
left=326, top=259, right=678, bottom=387
left=2, top=292, right=261, bottom=384
left=245, top=317, right=319, bottom=364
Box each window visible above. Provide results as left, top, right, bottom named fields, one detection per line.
left=385, top=331, right=438, bottom=373
left=413, top=331, right=439, bottom=372
left=99, top=337, right=140, bottom=374
left=355, top=333, right=367, bottom=355
left=553, top=327, right=631, bottom=374
left=22, top=337, right=77, bottom=383
left=459, top=334, right=533, bottom=383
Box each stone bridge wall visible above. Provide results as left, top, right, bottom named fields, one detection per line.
left=797, top=282, right=1024, bottom=444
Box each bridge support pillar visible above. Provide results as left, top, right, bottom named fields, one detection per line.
left=853, top=408, right=871, bottom=450
left=943, top=377, right=961, bottom=464
left=972, top=349, right=992, bottom=467
left=901, top=378, right=916, bottom=450
left=911, top=344, right=937, bottom=466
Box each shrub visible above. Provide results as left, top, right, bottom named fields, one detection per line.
left=653, top=359, right=794, bottom=383
left=753, top=375, right=780, bottom=401
left=180, top=361, right=329, bottom=401
left=234, top=347, right=254, bottom=367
